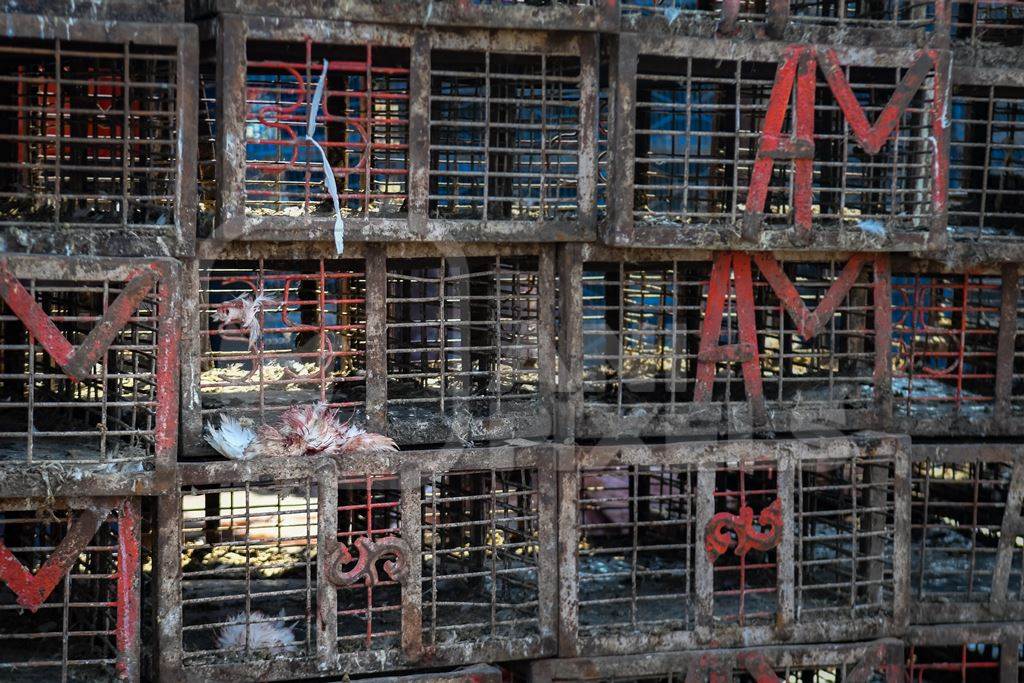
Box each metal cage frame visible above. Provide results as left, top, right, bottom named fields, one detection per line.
left=182, top=242, right=558, bottom=451
left=602, top=34, right=951, bottom=252
left=0, top=254, right=180, bottom=498
left=156, top=444, right=558, bottom=682
left=197, top=14, right=599, bottom=245
left=556, top=434, right=910, bottom=656
left=188, top=0, right=618, bottom=32
left=0, top=13, right=197, bottom=258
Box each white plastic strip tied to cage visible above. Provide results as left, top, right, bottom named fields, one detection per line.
left=306, top=58, right=345, bottom=254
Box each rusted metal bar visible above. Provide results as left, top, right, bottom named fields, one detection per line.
left=873, top=254, right=894, bottom=429
left=990, top=460, right=1024, bottom=613
left=576, top=33, right=599, bottom=237
left=407, top=31, right=431, bottom=239
left=176, top=24, right=199, bottom=257
left=156, top=491, right=183, bottom=683
left=365, top=244, right=388, bottom=433
left=555, top=444, right=579, bottom=657
left=116, top=498, right=142, bottom=682
left=994, top=263, right=1019, bottom=428
left=556, top=243, right=583, bottom=441
left=399, top=461, right=424, bottom=662
left=603, top=33, right=637, bottom=245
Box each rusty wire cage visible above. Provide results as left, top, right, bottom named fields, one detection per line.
left=558, top=436, right=907, bottom=657
left=888, top=263, right=1023, bottom=435
left=0, top=497, right=141, bottom=682
left=183, top=244, right=557, bottom=451
left=187, top=0, right=614, bottom=31
left=904, top=623, right=1024, bottom=682
left=948, top=68, right=1024, bottom=253
left=526, top=639, right=905, bottom=682
left=158, top=445, right=556, bottom=681
left=907, top=443, right=1024, bottom=625
left=0, top=255, right=179, bottom=498
left=574, top=249, right=888, bottom=439
left=384, top=249, right=554, bottom=445
left=948, top=0, right=1024, bottom=48
left=0, top=14, right=196, bottom=257
left=604, top=35, right=947, bottom=250
left=198, top=15, right=597, bottom=243
left=182, top=252, right=368, bottom=453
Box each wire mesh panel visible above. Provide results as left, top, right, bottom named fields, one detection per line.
left=242, top=39, right=410, bottom=221
left=948, top=78, right=1024, bottom=247
left=336, top=473, right=403, bottom=657
left=610, top=37, right=944, bottom=249
left=0, top=498, right=141, bottom=682
left=560, top=437, right=907, bottom=656
left=908, top=450, right=1024, bottom=623
left=905, top=641, right=1004, bottom=681
left=427, top=36, right=593, bottom=236
left=575, top=463, right=697, bottom=644
left=0, top=17, right=195, bottom=256
left=177, top=479, right=320, bottom=667
left=420, top=465, right=546, bottom=653
left=795, top=452, right=896, bottom=623
left=188, top=257, right=367, bottom=452
left=385, top=254, right=549, bottom=445
left=948, top=0, right=1024, bottom=47
left=579, top=253, right=884, bottom=438
left=0, top=256, right=178, bottom=495
left=890, top=269, right=1002, bottom=433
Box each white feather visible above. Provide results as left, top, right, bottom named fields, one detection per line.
left=214, top=291, right=278, bottom=350
left=204, top=415, right=257, bottom=461
left=215, top=610, right=297, bottom=653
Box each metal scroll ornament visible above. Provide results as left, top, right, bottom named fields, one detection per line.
left=325, top=535, right=411, bottom=588
left=704, top=498, right=783, bottom=562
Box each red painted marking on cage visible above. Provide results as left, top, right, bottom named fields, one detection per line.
left=746, top=47, right=942, bottom=233
left=0, top=261, right=158, bottom=381
left=116, top=500, right=140, bottom=679
left=705, top=498, right=783, bottom=563
left=325, top=535, right=411, bottom=588
left=694, top=252, right=766, bottom=425
left=0, top=506, right=111, bottom=611
left=753, top=253, right=870, bottom=339
left=684, top=652, right=732, bottom=683
left=818, top=49, right=934, bottom=155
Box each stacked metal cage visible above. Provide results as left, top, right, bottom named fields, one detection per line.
left=1, top=0, right=1023, bottom=681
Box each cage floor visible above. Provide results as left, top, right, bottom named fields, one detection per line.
left=0, top=437, right=149, bottom=468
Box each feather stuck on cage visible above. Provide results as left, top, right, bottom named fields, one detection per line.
left=246, top=401, right=398, bottom=458
left=213, top=291, right=278, bottom=350
left=215, top=610, right=297, bottom=653
left=204, top=415, right=257, bottom=460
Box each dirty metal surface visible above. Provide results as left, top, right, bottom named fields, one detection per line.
left=604, top=34, right=949, bottom=252
left=0, top=14, right=197, bottom=257
left=575, top=250, right=889, bottom=438
left=0, top=255, right=180, bottom=498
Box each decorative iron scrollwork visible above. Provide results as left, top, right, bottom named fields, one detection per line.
left=704, top=498, right=783, bottom=562
left=324, top=535, right=411, bottom=588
